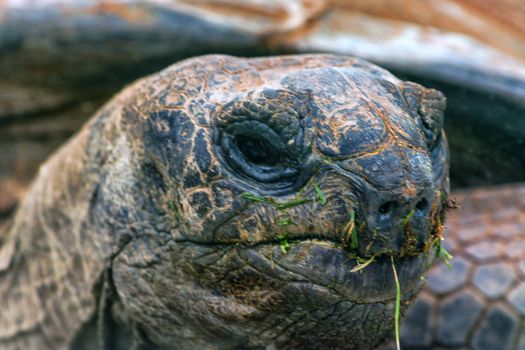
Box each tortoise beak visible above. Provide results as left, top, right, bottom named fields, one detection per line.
left=344, top=186, right=441, bottom=258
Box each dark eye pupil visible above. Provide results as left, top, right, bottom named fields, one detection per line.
left=237, top=136, right=280, bottom=166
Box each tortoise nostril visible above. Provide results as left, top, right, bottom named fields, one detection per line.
left=378, top=201, right=396, bottom=215
left=416, top=198, right=429, bottom=211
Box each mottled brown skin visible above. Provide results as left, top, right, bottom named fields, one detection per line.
left=0, top=54, right=449, bottom=349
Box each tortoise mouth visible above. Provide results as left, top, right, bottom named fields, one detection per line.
left=235, top=239, right=430, bottom=303
left=212, top=226, right=435, bottom=259
left=182, top=233, right=431, bottom=303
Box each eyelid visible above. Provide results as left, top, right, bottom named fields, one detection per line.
left=216, top=101, right=271, bottom=127
left=223, top=135, right=290, bottom=182
left=225, top=120, right=288, bottom=154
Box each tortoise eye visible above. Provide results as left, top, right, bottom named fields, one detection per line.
left=215, top=89, right=314, bottom=194
left=216, top=118, right=306, bottom=192
left=236, top=135, right=281, bottom=166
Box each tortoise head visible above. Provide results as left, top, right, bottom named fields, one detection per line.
left=103, top=55, right=449, bottom=349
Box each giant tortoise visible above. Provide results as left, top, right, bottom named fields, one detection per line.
left=0, top=54, right=450, bottom=349
left=1, top=1, right=525, bottom=349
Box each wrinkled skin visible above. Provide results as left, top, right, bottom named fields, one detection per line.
left=0, top=55, right=449, bottom=350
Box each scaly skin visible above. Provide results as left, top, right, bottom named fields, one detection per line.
left=0, top=54, right=448, bottom=349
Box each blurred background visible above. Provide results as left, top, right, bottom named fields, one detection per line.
left=1, top=1, right=525, bottom=349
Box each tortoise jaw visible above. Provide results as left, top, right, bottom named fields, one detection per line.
left=210, top=224, right=437, bottom=259
left=185, top=235, right=431, bottom=301
left=238, top=239, right=430, bottom=304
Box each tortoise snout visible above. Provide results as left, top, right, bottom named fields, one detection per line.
left=376, top=196, right=431, bottom=221
left=356, top=188, right=435, bottom=257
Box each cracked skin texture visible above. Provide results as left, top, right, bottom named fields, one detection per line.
left=0, top=54, right=449, bottom=349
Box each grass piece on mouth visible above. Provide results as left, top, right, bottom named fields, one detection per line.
left=350, top=255, right=375, bottom=273
left=275, top=198, right=311, bottom=210
left=277, top=234, right=290, bottom=254
left=434, top=237, right=454, bottom=270
left=242, top=193, right=271, bottom=203
left=401, top=209, right=415, bottom=228
left=429, top=217, right=454, bottom=269
left=168, top=200, right=180, bottom=219
left=277, top=217, right=295, bottom=226
left=391, top=256, right=401, bottom=350
left=313, top=184, right=327, bottom=206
